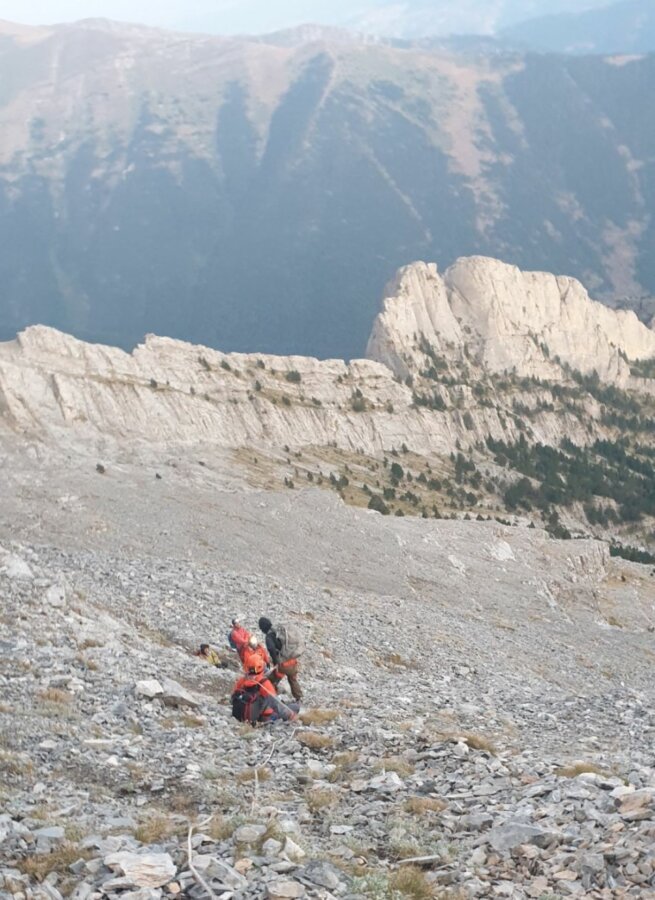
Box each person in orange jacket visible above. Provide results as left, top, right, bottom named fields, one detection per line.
left=228, top=621, right=271, bottom=673
left=231, top=657, right=298, bottom=725
left=242, top=634, right=271, bottom=674
left=228, top=620, right=251, bottom=658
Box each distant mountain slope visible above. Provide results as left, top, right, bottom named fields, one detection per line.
left=1, top=19, right=655, bottom=358
left=504, top=0, right=655, bottom=54
left=345, top=0, right=609, bottom=39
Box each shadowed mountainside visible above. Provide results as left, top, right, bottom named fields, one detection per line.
left=1, top=19, right=655, bottom=357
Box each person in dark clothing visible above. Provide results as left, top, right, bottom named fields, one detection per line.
left=258, top=617, right=303, bottom=702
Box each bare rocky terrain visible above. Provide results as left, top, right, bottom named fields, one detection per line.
left=1, top=257, right=654, bottom=898
left=1, top=446, right=654, bottom=899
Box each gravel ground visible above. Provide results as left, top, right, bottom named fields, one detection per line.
left=1, top=452, right=654, bottom=899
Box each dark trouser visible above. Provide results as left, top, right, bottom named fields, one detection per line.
left=264, top=696, right=299, bottom=723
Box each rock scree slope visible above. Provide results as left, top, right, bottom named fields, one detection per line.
left=1, top=255, right=655, bottom=898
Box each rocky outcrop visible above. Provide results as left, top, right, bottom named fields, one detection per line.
left=367, top=256, right=655, bottom=383
left=1, top=257, right=653, bottom=457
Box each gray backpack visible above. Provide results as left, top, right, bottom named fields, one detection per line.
left=274, top=623, right=305, bottom=661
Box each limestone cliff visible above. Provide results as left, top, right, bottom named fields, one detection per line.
left=367, top=257, right=655, bottom=384
left=1, top=257, right=654, bottom=461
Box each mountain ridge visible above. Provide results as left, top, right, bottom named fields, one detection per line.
left=1, top=18, right=655, bottom=358
left=2, top=256, right=654, bottom=552
left=504, top=0, right=655, bottom=55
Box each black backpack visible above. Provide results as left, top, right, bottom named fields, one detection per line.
left=231, top=685, right=266, bottom=725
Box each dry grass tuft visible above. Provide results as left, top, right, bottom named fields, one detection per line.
left=18, top=844, right=89, bottom=881
left=332, top=750, right=359, bottom=767
left=375, top=756, right=415, bottom=777
left=169, top=791, right=201, bottom=815
left=461, top=733, right=497, bottom=754
left=378, top=652, right=414, bottom=670
left=405, top=796, right=447, bottom=815
left=38, top=688, right=73, bottom=705
left=328, top=750, right=359, bottom=783
left=236, top=766, right=272, bottom=784
left=236, top=724, right=259, bottom=740
left=554, top=762, right=611, bottom=779
left=389, top=865, right=433, bottom=899
left=78, top=638, right=103, bottom=650
left=296, top=731, right=335, bottom=750
left=299, top=709, right=340, bottom=726
left=181, top=714, right=205, bottom=728
left=134, top=814, right=175, bottom=844
left=0, top=751, right=34, bottom=778
left=207, top=815, right=240, bottom=841
left=306, top=787, right=338, bottom=812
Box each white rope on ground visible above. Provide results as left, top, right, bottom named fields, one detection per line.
left=188, top=816, right=247, bottom=897
left=250, top=739, right=278, bottom=813
left=187, top=816, right=219, bottom=900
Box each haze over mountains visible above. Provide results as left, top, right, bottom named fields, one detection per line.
left=1, top=14, right=655, bottom=358
left=505, top=0, right=655, bottom=54
left=0, top=0, right=612, bottom=38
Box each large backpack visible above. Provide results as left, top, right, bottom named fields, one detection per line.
left=231, top=685, right=266, bottom=725
left=274, top=623, right=305, bottom=662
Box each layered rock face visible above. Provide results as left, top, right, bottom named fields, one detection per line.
left=0, top=324, right=438, bottom=454
left=1, top=256, right=654, bottom=456
left=367, top=256, right=655, bottom=383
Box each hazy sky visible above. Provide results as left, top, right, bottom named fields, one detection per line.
left=0, top=0, right=362, bottom=34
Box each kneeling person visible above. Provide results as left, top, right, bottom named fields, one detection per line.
left=231, top=660, right=298, bottom=726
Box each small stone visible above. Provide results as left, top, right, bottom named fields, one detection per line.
left=457, top=812, right=493, bottom=832
left=266, top=879, right=305, bottom=899
left=234, top=824, right=267, bottom=844
left=553, top=869, right=578, bottom=881
left=3, top=554, right=33, bottom=579
left=487, top=822, right=557, bottom=853
left=619, top=790, right=654, bottom=821
left=301, top=861, right=342, bottom=890
left=135, top=680, right=163, bottom=700
left=44, top=583, right=66, bottom=609
left=369, top=772, right=403, bottom=792
left=34, top=826, right=66, bottom=841
left=283, top=837, right=305, bottom=862
left=104, top=852, right=176, bottom=889
left=263, top=838, right=283, bottom=857
left=329, top=825, right=353, bottom=835
left=159, top=678, right=200, bottom=708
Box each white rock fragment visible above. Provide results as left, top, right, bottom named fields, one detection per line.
left=135, top=679, right=163, bottom=700
left=104, top=852, right=176, bottom=888
left=3, top=554, right=33, bottom=579
left=267, top=880, right=305, bottom=899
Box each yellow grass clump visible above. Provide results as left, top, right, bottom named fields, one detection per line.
left=296, top=731, right=335, bottom=750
